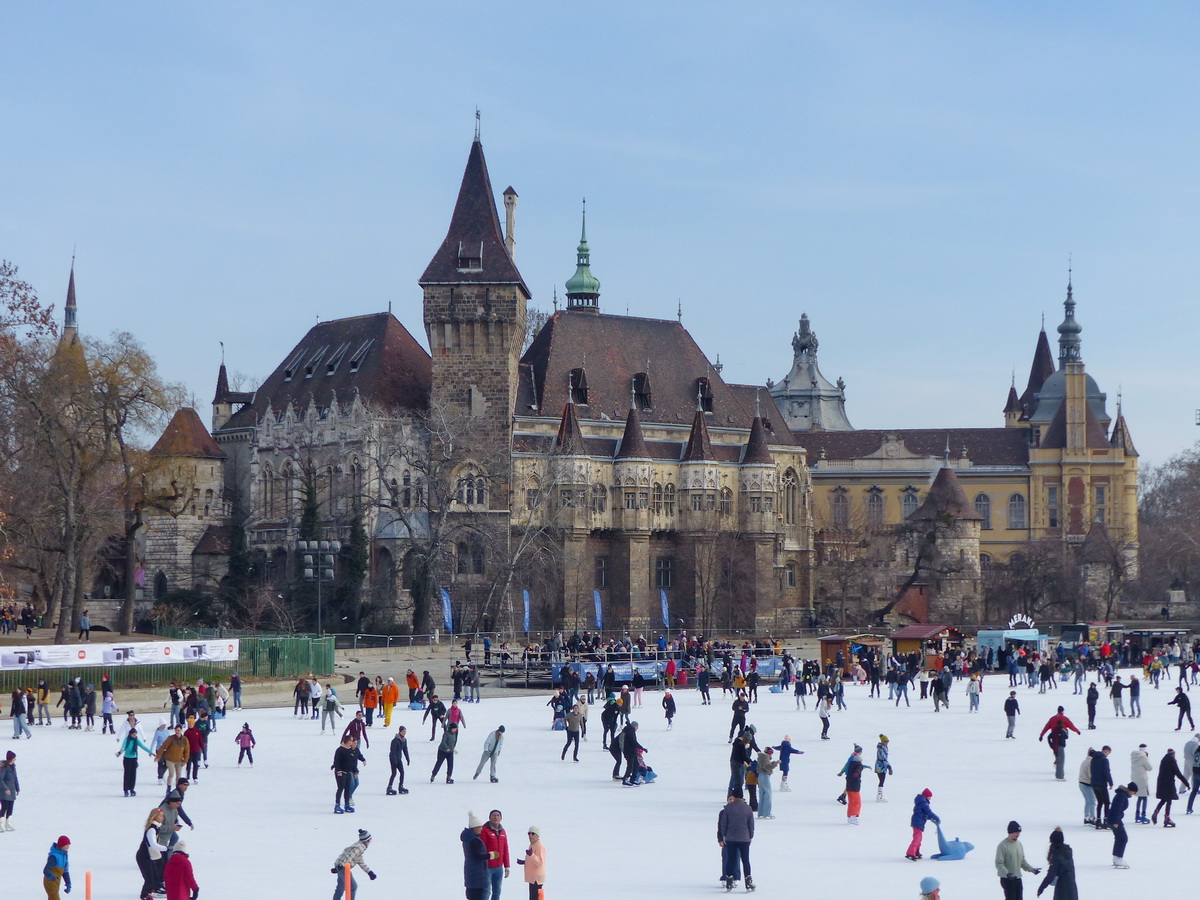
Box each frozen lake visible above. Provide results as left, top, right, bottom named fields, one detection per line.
left=7, top=668, right=1191, bottom=897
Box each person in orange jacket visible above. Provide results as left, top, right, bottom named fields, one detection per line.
left=405, top=670, right=420, bottom=706
left=362, top=685, right=380, bottom=727
left=381, top=678, right=400, bottom=727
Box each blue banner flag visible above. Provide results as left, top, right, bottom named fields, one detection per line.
left=594, top=590, right=603, bottom=631
left=523, top=589, right=531, bottom=633
left=660, top=589, right=670, bottom=629
left=440, top=588, right=453, bottom=633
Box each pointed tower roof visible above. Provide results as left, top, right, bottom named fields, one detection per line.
left=1110, top=407, right=1138, bottom=456
left=1018, top=328, right=1056, bottom=416
left=615, top=405, right=650, bottom=460
left=213, top=362, right=230, bottom=403
left=419, top=137, right=528, bottom=293
left=1004, top=384, right=1020, bottom=414
left=682, top=407, right=715, bottom=462
left=552, top=401, right=587, bottom=455
left=151, top=408, right=225, bottom=459
left=742, top=415, right=774, bottom=465
left=908, top=467, right=981, bottom=521
left=564, top=201, right=601, bottom=312
left=1057, top=276, right=1083, bottom=365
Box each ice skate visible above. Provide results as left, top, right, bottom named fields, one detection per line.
left=744, top=876, right=755, bottom=891
left=724, top=876, right=734, bottom=892
left=1113, top=857, right=1129, bottom=869
left=876, top=790, right=887, bottom=802
left=334, top=805, right=344, bottom=814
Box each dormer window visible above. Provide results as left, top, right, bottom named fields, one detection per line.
left=304, top=346, right=328, bottom=379
left=348, top=338, right=374, bottom=374
left=633, top=372, right=652, bottom=410
left=282, top=348, right=306, bottom=382
left=456, top=240, right=483, bottom=272
left=696, top=377, right=714, bottom=413
left=325, top=343, right=350, bottom=376
left=570, top=368, right=588, bottom=405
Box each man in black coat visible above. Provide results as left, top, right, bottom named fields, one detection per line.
left=620, top=721, right=645, bottom=785
left=387, top=726, right=410, bottom=795
left=1171, top=687, right=1195, bottom=731
left=729, top=733, right=753, bottom=795
left=1090, top=746, right=1113, bottom=827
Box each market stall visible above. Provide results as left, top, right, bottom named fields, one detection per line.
left=891, top=623, right=964, bottom=670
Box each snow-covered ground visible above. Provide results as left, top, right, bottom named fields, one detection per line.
left=7, top=669, right=1193, bottom=897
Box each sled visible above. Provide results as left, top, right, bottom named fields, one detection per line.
left=768, top=685, right=783, bottom=694
left=930, top=824, right=974, bottom=861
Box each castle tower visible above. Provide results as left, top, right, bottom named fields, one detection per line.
left=770, top=313, right=853, bottom=431
left=612, top=401, right=652, bottom=630
left=563, top=202, right=601, bottom=313
left=906, top=466, right=982, bottom=625
left=421, top=134, right=530, bottom=515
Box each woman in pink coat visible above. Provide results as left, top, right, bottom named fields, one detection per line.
left=518, top=825, right=547, bottom=899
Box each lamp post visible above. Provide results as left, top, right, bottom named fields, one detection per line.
left=299, top=539, right=341, bottom=637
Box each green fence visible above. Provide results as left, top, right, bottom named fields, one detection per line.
left=0, top=633, right=334, bottom=693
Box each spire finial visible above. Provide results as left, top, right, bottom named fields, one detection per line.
left=567, top=370, right=573, bottom=405
left=696, top=382, right=703, bottom=412
left=581, top=197, right=587, bottom=242
left=220, top=340, right=225, bottom=365
left=552, top=286, right=558, bottom=311
left=755, top=388, right=761, bottom=417
left=630, top=378, right=637, bottom=411
left=474, top=107, right=481, bottom=142
left=1010, top=368, right=1015, bottom=388
left=943, top=434, right=950, bottom=466
left=677, top=299, right=682, bottom=323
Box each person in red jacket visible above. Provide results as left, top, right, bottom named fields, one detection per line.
left=183, top=722, right=204, bottom=782
left=1038, top=706, right=1081, bottom=781
left=163, top=841, right=199, bottom=900
left=480, top=808, right=510, bottom=899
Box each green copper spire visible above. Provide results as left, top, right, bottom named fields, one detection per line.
left=565, top=199, right=601, bottom=312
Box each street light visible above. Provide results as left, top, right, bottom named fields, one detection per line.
left=298, top=539, right=341, bottom=636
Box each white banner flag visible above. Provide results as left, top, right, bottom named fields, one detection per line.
left=0, top=639, right=240, bottom=672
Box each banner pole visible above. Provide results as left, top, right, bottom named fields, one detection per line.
left=85, top=871, right=92, bottom=900
left=344, top=863, right=352, bottom=897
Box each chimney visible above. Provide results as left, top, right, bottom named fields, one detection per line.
left=503, top=186, right=518, bottom=260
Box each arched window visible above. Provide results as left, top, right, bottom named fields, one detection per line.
left=401, top=472, right=412, bottom=508
left=901, top=487, right=919, bottom=518
left=866, top=488, right=884, bottom=526
left=260, top=465, right=275, bottom=517
left=526, top=477, right=541, bottom=511
left=203, top=489, right=214, bottom=519
left=719, top=487, right=733, bottom=516
left=652, top=483, right=664, bottom=514
left=282, top=464, right=295, bottom=513
left=1007, top=494, right=1027, bottom=529
left=475, top=477, right=487, bottom=508
left=349, top=458, right=363, bottom=505
left=663, top=483, right=676, bottom=516
left=785, top=563, right=797, bottom=588
left=590, top=483, right=607, bottom=513
left=783, top=469, right=799, bottom=525
left=153, top=570, right=169, bottom=600
left=830, top=489, right=849, bottom=527
left=457, top=539, right=485, bottom=576
left=456, top=542, right=470, bottom=575
left=457, top=469, right=487, bottom=508
left=974, top=493, right=992, bottom=530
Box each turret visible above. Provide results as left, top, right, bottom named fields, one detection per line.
left=564, top=201, right=601, bottom=313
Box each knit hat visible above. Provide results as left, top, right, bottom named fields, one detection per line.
left=467, top=811, right=484, bottom=829
left=358, top=829, right=372, bottom=843
left=527, top=825, right=541, bottom=837
left=497, top=725, right=505, bottom=732
left=177, top=778, right=189, bottom=786
left=56, top=835, right=70, bottom=848
left=174, top=841, right=188, bottom=854
left=879, top=734, right=889, bottom=743
left=919, top=876, right=940, bottom=893
left=1048, top=827, right=1064, bottom=845
left=853, top=744, right=862, bottom=753
left=166, top=791, right=183, bottom=803
left=922, top=788, right=933, bottom=799
left=765, top=747, right=774, bottom=754
left=4, top=751, right=14, bottom=762
left=631, top=721, right=638, bottom=728
left=1007, top=820, right=1021, bottom=833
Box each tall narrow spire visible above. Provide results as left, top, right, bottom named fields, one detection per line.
left=63, top=262, right=77, bottom=334
left=1018, top=325, right=1056, bottom=417
left=1057, top=272, right=1082, bottom=365
left=615, top=405, right=649, bottom=460
left=564, top=199, right=601, bottom=312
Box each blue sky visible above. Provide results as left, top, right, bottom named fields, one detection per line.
left=3, top=3, right=1197, bottom=465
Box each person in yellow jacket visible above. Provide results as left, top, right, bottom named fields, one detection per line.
left=381, top=678, right=400, bottom=727
left=518, top=826, right=547, bottom=899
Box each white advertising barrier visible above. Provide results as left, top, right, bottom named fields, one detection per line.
left=0, top=639, right=240, bottom=671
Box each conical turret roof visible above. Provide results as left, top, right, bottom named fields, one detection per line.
left=1003, top=384, right=1020, bottom=414
left=1019, top=329, right=1055, bottom=417
left=742, top=416, right=774, bottom=465
left=908, top=467, right=981, bottom=521
left=553, top=402, right=587, bottom=455
left=615, top=406, right=649, bottom=460
left=682, top=408, right=714, bottom=462
left=1110, top=410, right=1138, bottom=456
left=152, top=408, right=225, bottom=460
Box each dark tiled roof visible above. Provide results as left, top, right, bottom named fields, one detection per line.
left=616, top=407, right=650, bottom=459
left=1039, top=400, right=1110, bottom=450
left=682, top=409, right=714, bottom=462
left=909, top=467, right=982, bottom=521
left=891, top=623, right=963, bottom=641
left=726, top=384, right=795, bottom=445
left=1019, top=330, right=1055, bottom=418
left=419, top=139, right=528, bottom=294
left=519, top=311, right=776, bottom=433
left=1004, top=385, right=1020, bottom=413
left=193, top=524, right=234, bottom=556
left=152, top=408, right=225, bottom=459
left=743, top=416, right=774, bottom=465
left=221, top=313, right=430, bottom=431
left=1109, top=412, right=1138, bottom=457
left=553, top=402, right=586, bottom=455
left=212, top=363, right=254, bottom=405
left=795, top=428, right=1030, bottom=468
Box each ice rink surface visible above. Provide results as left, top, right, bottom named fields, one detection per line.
left=7, top=668, right=1192, bottom=897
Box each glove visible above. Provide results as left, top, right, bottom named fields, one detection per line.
left=368, top=872, right=377, bottom=881
left=887, top=765, right=893, bottom=775
left=1032, top=868, right=1041, bottom=875
left=331, top=868, right=339, bottom=874
left=517, top=858, right=525, bottom=865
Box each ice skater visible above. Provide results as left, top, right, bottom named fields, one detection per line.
left=1035, top=828, right=1077, bottom=898
left=1038, top=707, right=1080, bottom=781
left=995, top=821, right=1039, bottom=899
left=1004, top=691, right=1020, bottom=739
left=771, top=736, right=803, bottom=791
left=1170, top=687, right=1195, bottom=730
left=386, top=726, right=410, bottom=794
left=662, top=692, right=676, bottom=730
left=1131, top=743, right=1152, bottom=822
left=473, top=725, right=505, bottom=783
left=905, top=789, right=939, bottom=860
left=1108, top=783, right=1133, bottom=868
left=874, top=734, right=892, bottom=802
left=331, top=829, right=376, bottom=900
left=1151, top=747, right=1189, bottom=826
left=235, top=722, right=256, bottom=766
left=717, top=787, right=755, bottom=892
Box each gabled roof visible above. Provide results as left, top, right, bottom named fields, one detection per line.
left=193, top=524, right=235, bottom=557
left=419, top=139, right=528, bottom=294
left=615, top=406, right=650, bottom=460
left=891, top=623, right=963, bottom=641
left=742, top=416, right=774, bottom=465
left=518, top=311, right=780, bottom=433
left=908, top=467, right=982, bottom=521
left=1019, top=329, right=1056, bottom=418
left=553, top=402, right=586, bottom=455
left=1079, top=521, right=1117, bottom=565
left=682, top=408, right=714, bottom=462
left=1110, top=411, right=1138, bottom=457
left=795, top=428, right=1030, bottom=468
left=152, top=408, right=225, bottom=459
left=1038, top=400, right=1111, bottom=450
left=221, top=313, right=430, bottom=431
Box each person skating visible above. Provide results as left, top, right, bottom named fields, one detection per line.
left=729, top=732, right=753, bottom=794
left=1090, top=745, right=1113, bottom=828
left=156, top=725, right=189, bottom=789
left=1131, top=743, right=1152, bottom=822
left=717, top=788, right=755, bottom=892
left=756, top=748, right=778, bottom=819
left=1085, top=683, right=1098, bottom=729
left=561, top=704, right=582, bottom=761
left=342, top=710, right=370, bottom=749
left=1170, top=686, right=1195, bottom=730
left=321, top=687, right=344, bottom=734
left=163, top=839, right=199, bottom=900
left=919, top=876, right=941, bottom=899
left=874, top=734, right=893, bottom=802
left=117, top=727, right=154, bottom=797
left=42, top=835, right=71, bottom=900
left=234, top=722, right=256, bottom=766
left=1129, top=675, right=1142, bottom=717
left=817, top=694, right=832, bottom=740
left=136, top=808, right=168, bottom=900
left=380, top=677, right=399, bottom=727
left=771, top=736, right=803, bottom=792
left=424, top=694, right=447, bottom=741
left=1077, top=751, right=1096, bottom=825
left=462, top=812, right=490, bottom=900
left=331, top=829, right=376, bottom=900
left=0, top=750, right=19, bottom=831
left=995, top=821, right=1039, bottom=900
left=1004, top=692, right=1020, bottom=739
left=386, top=726, right=410, bottom=795
left=1110, top=676, right=1126, bottom=717
left=600, top=696, right=620, bottom=750
left=698, top=666, right=712, bottom=705
left=1035, top=828, right=1077, bottom=899
left=473, top=726, right=505, bottom=783
left=331, top=735, right=365, bottom=814
left=728, top=692, right=749, bottom=743
left=480, top=809, right=510, bottom=900
left=431, top=721, right=459, bottom=783
left=1151, top=747, right=1189, bottom=826
left=620, top=721, right=646, bottom=785
left=662, top=692, right=676, bottom=730
left=517, top=825, right=547, bottom=899
left=906, top=788, right=939, bottom=860
left=1108, top=783, right=1133, bottom=869
left=1038, top=707, right=1080, bottom=781
left=844, top=746, right=864, bottom=824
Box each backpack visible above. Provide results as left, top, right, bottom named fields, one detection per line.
left=1053, top=724, right=1068, bottom=747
